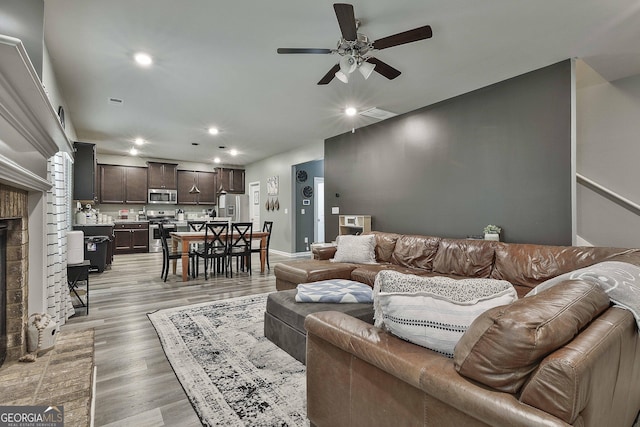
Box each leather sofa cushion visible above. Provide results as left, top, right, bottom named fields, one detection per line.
left=369, top=231, right=402, bottom=263
left=490, top=243, right=637, bottom=290
left=454, top=280, right=610, bottom=394
left=432, top=239, right=496, bottom=278
left=273, top=260, right=356, bottom=284
left=519, top=307, right=639, bottom=425
left=391, top=234, right=441, bottom=270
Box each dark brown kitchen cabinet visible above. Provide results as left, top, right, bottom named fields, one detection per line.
left=147, top=162, right=178, bottom=189
left=113, top=222, right=149, bottom=254
left=177, top=170, right=217, bottom=205
left=73, top=142, right=97, bottom=202
left=218, top=168, right=245, bottom=193
left=99, top=164, right=148, bottom=204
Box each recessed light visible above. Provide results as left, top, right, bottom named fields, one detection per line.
left=134, top=138, right=145, bottom=145
left=230, top=149, right=238, bottom=156
left=134, top=52, right=152, bottom=67
left=208, top=127, right=219, bottom=135
left=214, top=157, right=221, bottom=164
left=345, top=106, right=357, bottom=116
left=129, top=147, right=138, bottom=156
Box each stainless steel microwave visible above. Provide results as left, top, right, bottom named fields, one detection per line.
left=148, top=189, right=177, bottom=204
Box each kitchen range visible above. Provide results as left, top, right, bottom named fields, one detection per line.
left=147, top=210, right=177, bottom=253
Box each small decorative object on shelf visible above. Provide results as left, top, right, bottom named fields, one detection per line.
left=483, top=224, right=502, bottom=241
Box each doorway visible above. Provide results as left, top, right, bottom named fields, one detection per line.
left=248, top=181, right=260, bottom=231
left=314, top=177, right=325, bottom=243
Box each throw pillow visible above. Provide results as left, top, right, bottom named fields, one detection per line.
left=295, top=279, right=373, bottom=303
left=373, top=271, right=517, bottom=358
left=526, top=261, right=640, bottom=330
left=331, top=234, right=377, bottom=264
left=454, top=280, right=610, bottom=394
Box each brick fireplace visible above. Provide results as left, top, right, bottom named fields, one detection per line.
left=0, top=184, right=29, bottom=365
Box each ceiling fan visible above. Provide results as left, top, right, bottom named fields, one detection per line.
left=277, top=3, right=433, bottom=85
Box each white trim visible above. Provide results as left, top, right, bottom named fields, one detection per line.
left=0, top=153, right=52, bottom=192
left=570, top=58, right=577, bottom=246
left=0, top=35, right=72, bottom=156
left=576, top=235, right=593, bottom=246
left=269, top=248, right=311, bottom=258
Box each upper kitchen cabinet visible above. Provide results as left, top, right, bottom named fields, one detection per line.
left=73, top=142, right=97, bottom=202
left=177, top=170, right=217, bottom=205
left=218, top=168, right=245, bottom=193
left=99, top=164, right=148, bottom=204
left=147, top=162, right=178, bottom=189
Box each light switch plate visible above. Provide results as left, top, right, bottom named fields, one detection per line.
left=301, top=208, right=305, bottom=214
left=332, top=207, right=339, bottom=214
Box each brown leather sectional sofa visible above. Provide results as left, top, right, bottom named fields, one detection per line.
left=273, top=231, right=640, bottom=426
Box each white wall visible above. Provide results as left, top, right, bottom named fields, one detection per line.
left=576, top=61, right=640, bottom=247
left=42, top=44, right=78, bottom=145
left=245, top=142, right=323, bottom=255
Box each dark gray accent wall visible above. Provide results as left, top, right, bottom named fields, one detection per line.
left=0, top=0, right=44, bottom=78
left=325, top=60, right=572, bottom=245
left=294, top=160, right=323, bottom=251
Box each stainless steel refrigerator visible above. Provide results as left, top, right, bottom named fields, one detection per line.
left=217, top=194, right=249, bottom=222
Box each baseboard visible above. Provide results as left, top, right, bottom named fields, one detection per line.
left=269, top=249, right=311, bottom=258
left=90, top=365, right=97, bottom=427
left=576, top=235, right=594, bottom=246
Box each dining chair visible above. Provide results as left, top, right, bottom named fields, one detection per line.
left=194, top=222, right=229, bottom=279
left=187, top=220, right=207, bottom=275
left=227, top=222, right=253, bottom=277
left=250, top=221, right=273, bottom=270
left=159, top=222, right=193, bottom=282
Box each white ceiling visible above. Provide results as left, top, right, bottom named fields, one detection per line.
left=43, top=0, right=640, bottom=166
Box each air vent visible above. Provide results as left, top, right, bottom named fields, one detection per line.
left=359, top=107, right=397, bottom=120
left=108, top=97, right=124, bottom=105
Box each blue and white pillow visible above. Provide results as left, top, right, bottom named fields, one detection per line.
left=296, top=279, right=373, bottom=303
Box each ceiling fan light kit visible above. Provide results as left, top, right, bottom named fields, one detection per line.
left=277, top=3, right=432, bottom=85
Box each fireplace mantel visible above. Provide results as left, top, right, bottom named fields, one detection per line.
left=0, top=34, right=75, bottom=355
left=0, top=34, right=72, bottom=191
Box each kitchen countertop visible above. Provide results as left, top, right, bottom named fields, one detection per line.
left=114, top=220, right=150, bottom=224
left=73, top=223, right=116, bottom=227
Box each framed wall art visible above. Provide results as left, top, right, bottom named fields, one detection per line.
left=267, top=175, right=279, bottom=196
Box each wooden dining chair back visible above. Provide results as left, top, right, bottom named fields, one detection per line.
left=186, top=220, right=207, bottom=271
left=159, top=222, right=192, bottom=282
left=187, top=221, right=206, bottom=231
left=227, top=222, right=253, bottom=277
left=251, top=221, right=273, bottom=270
left=194, top=222, right=229, bottom=279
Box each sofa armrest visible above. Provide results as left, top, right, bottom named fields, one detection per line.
left=305, top=312, right=571, bottom=427
left=313, top=245, right=337, bottom=260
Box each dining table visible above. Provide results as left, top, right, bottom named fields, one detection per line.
left=170, top=230, right=270, bottom=281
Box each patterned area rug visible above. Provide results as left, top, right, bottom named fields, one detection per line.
left=148, top=293, right=308, bottom=427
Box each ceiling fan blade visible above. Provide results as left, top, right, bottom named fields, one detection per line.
left=373, top=25, right=433, bottom=50
left=366, top=57, right=401, bottom=80
left=333, top=3, right=357, bottom=41
left=317, top=64, right=340, bottom=85
left=277, top=48, right=333, bottom=54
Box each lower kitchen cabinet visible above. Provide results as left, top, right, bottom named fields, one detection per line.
left=114, top=222, right=149, bottom=254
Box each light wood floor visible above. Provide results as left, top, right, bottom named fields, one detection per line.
left=63, top=251, right=298, bottom=426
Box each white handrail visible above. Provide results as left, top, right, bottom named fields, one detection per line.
left=576, top=173, right=640, bottom=216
